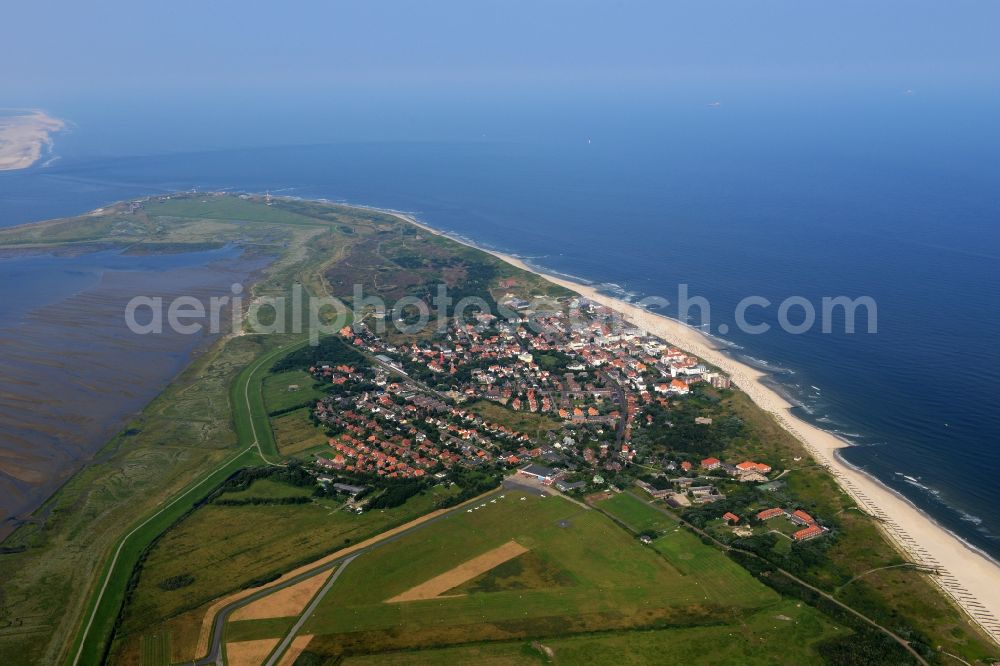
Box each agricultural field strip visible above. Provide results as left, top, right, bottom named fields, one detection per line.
left=386, top=540, right=529, bottom=603
left=262, top=555, right=360, bottom=666
left=195, top=488, right=506, bottom=664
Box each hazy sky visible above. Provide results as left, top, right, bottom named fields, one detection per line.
left=5, top=0, right=999, bottom=100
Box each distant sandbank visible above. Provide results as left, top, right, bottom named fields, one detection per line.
left=0, top=110, right=65, bottom=171
left=386, top=209, right=1000, bottom=645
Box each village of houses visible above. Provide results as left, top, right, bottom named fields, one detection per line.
left=299, top=288, right=828, bottom=545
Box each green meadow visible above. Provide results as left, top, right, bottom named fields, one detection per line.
left=288, top=494, right=813, bottom=661
left=339, top=599, right=842, bottom=666
left=112, top=479, right=457, bottom=661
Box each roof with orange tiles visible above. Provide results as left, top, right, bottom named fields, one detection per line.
left=794, top=524, right=825, bottom=541
left=756, top=507, right=785, bottom=521
left=791, top=509, right=815, bottom=524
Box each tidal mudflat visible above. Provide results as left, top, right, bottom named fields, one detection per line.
left=0, top=245, right=270, bottom=539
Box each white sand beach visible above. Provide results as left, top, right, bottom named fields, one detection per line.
left=0, top=110, right=65, bottom=171
left=389, top=210, right=1000, bottom=645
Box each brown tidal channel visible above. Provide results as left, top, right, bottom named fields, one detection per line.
left=0, top=250, right=270, bottom=541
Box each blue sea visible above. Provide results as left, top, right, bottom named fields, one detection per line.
left=1, top=89, right=998, bottom=558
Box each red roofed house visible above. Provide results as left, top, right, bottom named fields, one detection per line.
left=794, top=524, right=826, bottom=541
left=680, top=461, right=693, bottom=472
left=736, top=461, right=772, bottom=477
left=701, top=457, right=721, bottom=470
left=722, top=512, right=740, bottom=524
left=790, top=509, right=815, bottom=526
left=756, top=507, right=785, bottom=521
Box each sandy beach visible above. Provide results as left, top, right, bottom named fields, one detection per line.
left=0, top=110, right=65, bottom=171
left=388, top=210, right=1000, bottom=645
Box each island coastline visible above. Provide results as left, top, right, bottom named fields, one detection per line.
left=383, top=208, right=1000, bottom=644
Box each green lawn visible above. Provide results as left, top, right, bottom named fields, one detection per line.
left=225, top=617, right=297, bottom=643
left=290, top=494, right=796, bottom=660
left=595, top=492, right=677, bottom=534
left=597, top=493, right=775, bottom=608
left=650, top=528, right=776, bottom=607
left=138, top=630, right=170, bottom=666
left=117, top=482, right=456, bottom=639
left=272, top=408, right=329, bottom=456
left=142, top=196, right=329, bottom=226
left=340, top=600, right=843, bottom=665
left=262, top=369, right=326, bottom=413
left=218, top=478, right=314, bottom=502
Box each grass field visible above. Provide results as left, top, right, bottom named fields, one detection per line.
left=596, top=492, right=677, bottom=534
left=596, top=493, right=776, bottom=608
left=271, top=494, right=806, bottom=661
left=114, top=481, right=457, bottom=655
left=340, top=599, right=842, bottom=665
left=467, top=400, right=562, bottom=437
left=272, top=408, right=329, bottom=456
left=219, top=478, right=314, bottom=502
left=225, top=617, right=297, bottom=643
left=142, top=196, right=331, bottom=227
left=114, top=481, right=461, bottom=663
left=262, top=369, right=326, bottom=413
left=139, top=630, right=170, bottom=666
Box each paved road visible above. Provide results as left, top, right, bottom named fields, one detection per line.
left=263, top=555, right=359, bottom=666
left=503, top=476, right=591, bottom=511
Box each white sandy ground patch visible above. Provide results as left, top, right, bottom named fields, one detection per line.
left=387, top=210, right=1000, bottom=645
left=225, top=638, right=279, bottom=666
left=277, top=634, right=314, bottom=666
left=386, top=540, right=529, bottom=603
left=231, top=569, right=333, bottom=621
left=0, top=110, right=65, bottom=170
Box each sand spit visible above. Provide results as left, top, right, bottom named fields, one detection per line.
left=0, top=110, right=65, bottom=171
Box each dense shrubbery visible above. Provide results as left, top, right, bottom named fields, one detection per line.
left=268, top=400, right=319, bottom=418
left=367, top=480, right=425, bottom=510
left=436, top=468, right=503, bottom=508
left=270, top=336, right=365, bottom=373
left=214, top=496, right=311, bottom=507
left=634, top=399, right=745, bottom=457
left=815, top=633, right=919, bottom=666
left=681, top=488, right=757, bottom=528
left=156, top=574, right=194, bottom=591
left=728, top=551, right=927, bottom=665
